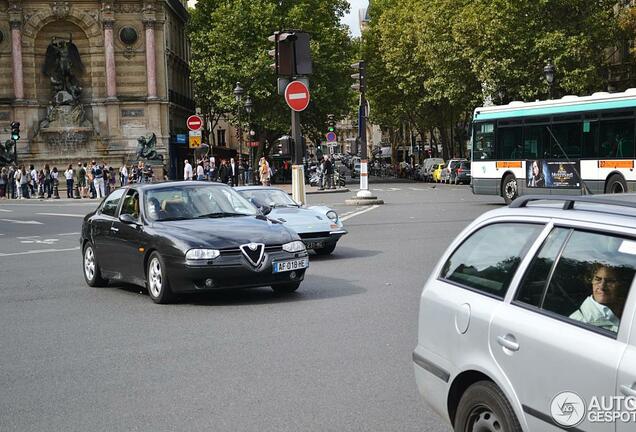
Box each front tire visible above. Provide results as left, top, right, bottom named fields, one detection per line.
left=502, top=174, right=518, bottom=205
left=454, top=381, right=522, bottom=432
left=146, top=252, right=174, bottom=304
left=83, top=242, right=108, bottom=287
left=605, top=174, right=627, bottom=194
left=272, top=282, right=301, bottom=293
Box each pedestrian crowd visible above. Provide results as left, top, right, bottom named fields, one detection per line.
left=183, top=156, right=274, bottom=187
left=0, top=160, right=165, bottom=200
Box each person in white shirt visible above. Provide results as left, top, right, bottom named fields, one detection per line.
left=30, top=165, right=37, bottom=197
left=120, top=163, right=128, bottom=186
left=184, top=159, right=193, bottom=180
left=196, top=161, right=205, bottom=181
left=64, top=164, right=74, bottom=198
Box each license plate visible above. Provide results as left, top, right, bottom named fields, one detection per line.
left=273, top=258, right=308, bottom=273
left=305, top=240, right=324, bottom=249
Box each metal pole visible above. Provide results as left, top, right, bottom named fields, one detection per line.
left=291, top=108, right=306, bottom=205
left=357, top=90, right=372, bottom=198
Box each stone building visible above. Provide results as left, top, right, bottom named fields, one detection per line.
left=0, top=0, right=193, bottom=173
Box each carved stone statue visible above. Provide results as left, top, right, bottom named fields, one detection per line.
left=136, top=133, right=163, bottom=161
left=0, top=139, right=16, bottom=166
left=42, top=34, right=84, bottom=104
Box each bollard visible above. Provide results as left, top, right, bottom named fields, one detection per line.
left=53, top=181, right=60, bottom=199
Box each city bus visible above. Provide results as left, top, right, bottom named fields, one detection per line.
left=471, top=88, right=636, bottom=203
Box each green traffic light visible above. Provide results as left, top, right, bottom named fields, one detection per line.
left=328, top=127, right=335, bottom=132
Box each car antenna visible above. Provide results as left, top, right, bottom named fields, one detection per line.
left=545, top=125, right=592, bottom=195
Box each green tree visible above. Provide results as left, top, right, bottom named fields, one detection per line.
left=188, top=0, right=355, bottom=157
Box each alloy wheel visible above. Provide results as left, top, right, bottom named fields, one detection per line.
left=504, top=179, right=517, bottom=200
left=148, top=257, right=163, bottom=297
left=84, top=246, right=95, bottom=281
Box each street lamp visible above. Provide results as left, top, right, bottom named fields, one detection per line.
left=233, top=82, right=244, bottom=163
left=543, top=58, right=556, bottom=99
left=244, top=95, right=254, bottom=184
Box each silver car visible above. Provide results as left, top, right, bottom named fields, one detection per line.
left=236, top=186, right=347, bottom=255
left=413, top=194, right=636, bottom=432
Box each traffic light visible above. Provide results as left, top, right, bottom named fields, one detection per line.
left=267, top=31, right=313, bottom=77
left=10, top=121, right=20, bottom=141
left=276, top=135, right=292, bottom=157
left=327, top=114, right=336, bottom=133
left=351, top=61, right=366, bottom=92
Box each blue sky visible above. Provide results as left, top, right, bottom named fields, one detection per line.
left=187, top=0, right=369, bottom=37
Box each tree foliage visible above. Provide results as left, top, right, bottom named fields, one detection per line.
left=188, top=0, right=355, bottom=152
left=363, top=0, right=625, bottom=159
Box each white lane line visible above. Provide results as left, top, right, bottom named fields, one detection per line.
left=0, top=218, right=43, bottom=225
left=0, top=208, right=13, bottom=212
left=387, top=187, right=401, bottom=191
left=58, top=232, right=81, bottom=236
left=409, top=187, right=425, bottom=191
left=36, top=213, right=86, bottom=218
left=341, top=205, right=380, bottom=222
left=0, top=246, right=80, bottom=257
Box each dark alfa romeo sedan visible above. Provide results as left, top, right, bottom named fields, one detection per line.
left=80, top=182, right=308, bottom=304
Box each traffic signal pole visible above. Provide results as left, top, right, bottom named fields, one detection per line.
left=290, top=108, right=306, bottom=204
left=346, top=61, right=383, bottom=206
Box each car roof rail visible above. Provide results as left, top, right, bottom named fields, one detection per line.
left=510, top=195, right=636, bottom=211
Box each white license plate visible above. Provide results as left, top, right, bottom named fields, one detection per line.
left=273, top=258, right=308, bottom=273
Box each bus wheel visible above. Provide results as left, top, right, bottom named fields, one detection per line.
left=605, top=174, right=628, bottom=194
left=502, top=174, right=518, bottom=205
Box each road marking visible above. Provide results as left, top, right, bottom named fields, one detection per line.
left=409, top=187, right=425, bottom=191
left=36, top=213, right=86, bottom=218
left=0, top=246, right=80, bottom=257
left=372, top=188, right=385, bottom=192
left=387, top=188, right=401, bottom=191
left=0, top=218, right=43, bottom=225
left=0, top=208, right=12, bottom=212
left=341, top=205, right=380, bottom=222
left=20, top=238, right=59, bottom=245
left=58, top=232, right=81, bottom=236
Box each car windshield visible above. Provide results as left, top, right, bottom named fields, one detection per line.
left=144, top=184, right=258, bottom=221
left=238, top=189, right=298, bottom=208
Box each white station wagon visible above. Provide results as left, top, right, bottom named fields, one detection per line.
left=413, top=194, right=636, bottom=432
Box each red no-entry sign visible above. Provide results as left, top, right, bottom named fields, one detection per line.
left=187, top=115, right=203, bottom=131
left=284, top=81, right=310, bottom=112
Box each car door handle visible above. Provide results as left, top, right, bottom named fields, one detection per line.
left=620, top=384, right=636, bottom=397
left=110, top=227, right=119, bottom=233
left=497, top=335, right=520, bottom=352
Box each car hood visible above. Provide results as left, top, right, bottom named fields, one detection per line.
left=268, top=207, right=341, bottom=233
left=153, top=216, right=297, bottom=248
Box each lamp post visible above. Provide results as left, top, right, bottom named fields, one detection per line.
left=233, top=82, right=244, bottom=162
left=543, top=58, right=556, bottom=99
left=245, top=95, right=253, bottom=184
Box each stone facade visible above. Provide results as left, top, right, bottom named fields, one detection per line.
left=0, top=0, right=193, bottom=171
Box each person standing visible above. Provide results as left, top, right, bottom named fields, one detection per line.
left=29, top=164, right=37, bottom=197
left=37, top=169, right=45, bottom=198
left=184, top=159, right=193, bottom=180
left=64, top=164, right=74, bottom=198
left=77, top=163, right=87, bottom=198
left=259, top=157, right=270, bottom=186
left=92, top=162, right=104, bottom=199
left=6, top=165, right=15, bottom=199
left=14, top=165, right=23, bottom=199
left=51, top=167, right=59, bottom=198
left=120, top=163, right=128, bottom=186
left=0, top=167, right=7, bottom=199
left=19, top=166, right=30, bottom=198
left=229, top=158, right=238, bottom=186
left=196, top=160, right=205, bottom=181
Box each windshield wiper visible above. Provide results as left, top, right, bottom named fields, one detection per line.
left=197, top=212, right=249, bottom=218
left=157, top=216, right=192, bottom=221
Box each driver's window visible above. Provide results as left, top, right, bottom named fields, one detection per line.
left=120, top=190, right=140, bottom=220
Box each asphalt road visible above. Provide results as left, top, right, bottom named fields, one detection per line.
left=0, top=183, right=502, bottom=432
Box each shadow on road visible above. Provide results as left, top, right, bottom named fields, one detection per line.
left=309, top=246, right=381, bottom=261
left=108, top=274, right=367, bottom=307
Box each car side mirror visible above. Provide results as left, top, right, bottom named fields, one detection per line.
left=260, top=205, right=272, bottom=216
left=119, top=213, right=138, bottom=225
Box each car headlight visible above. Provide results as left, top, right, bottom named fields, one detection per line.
left=326, top=210, right=338, bottom=222
left=282, top=241, right=306, bottom=253
left=186, top=249, right=220, bottom=260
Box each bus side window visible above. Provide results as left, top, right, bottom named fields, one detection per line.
left=582, top=120, right=599, bottom=158
left=550, top=122, right=581, bottom=159
left=496, top=127, right=522, bottom=159
left=523, top=125, right=548, bottom=159
left=599, top=118, right=635, bottom=158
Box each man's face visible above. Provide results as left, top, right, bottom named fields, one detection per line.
left=592, top=267, right=624, bottom=307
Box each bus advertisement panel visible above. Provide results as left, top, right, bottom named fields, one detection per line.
left=527, top=160, right=581, bottom=189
